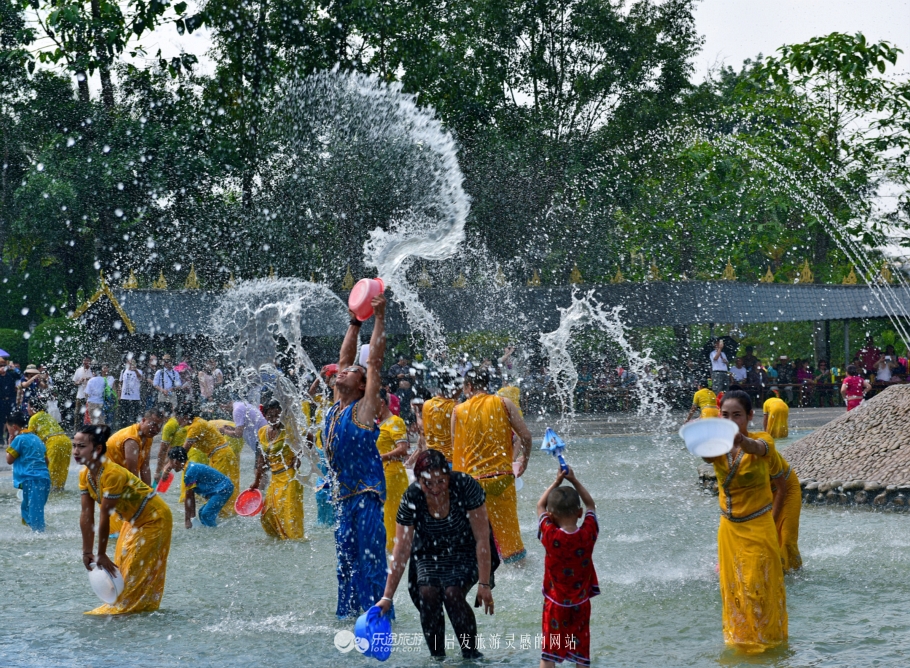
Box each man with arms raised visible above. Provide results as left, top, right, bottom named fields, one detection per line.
left=323, top=292, right=388, bottom=618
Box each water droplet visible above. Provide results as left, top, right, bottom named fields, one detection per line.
left=115, top=209, right=124, bottom=217
left=36, top=163, right=44, bottom=171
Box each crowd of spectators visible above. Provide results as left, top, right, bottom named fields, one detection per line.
left=3, top=332, right=906, bottom=443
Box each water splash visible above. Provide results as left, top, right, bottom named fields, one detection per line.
left=540, top=290, right=670, bottom=432
left=269, top=69, right=469, bottom=358
left=211, top=277, right=349, bottom=479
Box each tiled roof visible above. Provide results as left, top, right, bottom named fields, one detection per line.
left=83, top=282, right=910, bottom=337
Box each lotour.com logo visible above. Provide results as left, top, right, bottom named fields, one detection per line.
left=334, top=630, right=369, bottom=654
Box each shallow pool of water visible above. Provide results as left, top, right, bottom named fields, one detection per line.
left=2, top=434, right=910, bottom=667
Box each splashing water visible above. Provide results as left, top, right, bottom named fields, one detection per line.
left=211, top=278, right=349, bottom=479
left=540, top=290, right=670, bottom=432
left=269, top=70, right=469, bottom=358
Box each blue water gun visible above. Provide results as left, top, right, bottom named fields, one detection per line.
left=540, top=428, right=570, bottom=473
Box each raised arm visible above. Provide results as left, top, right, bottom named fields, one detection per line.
left=735, top=432, right=769, bottom=456
left=565, top=467, right=595, bottom=511
left=356, top=294, right=387, bottom=427
left=537, top=469, right=566, bottom=516
left=337, top=313, right=362, bottom=373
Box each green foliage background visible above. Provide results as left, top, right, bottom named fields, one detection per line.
left=2, top=0, right=909, bottom=363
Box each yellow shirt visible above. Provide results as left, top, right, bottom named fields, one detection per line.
left=763, top=398, right=789, bottom=439
left=79, top=461, right=154, bottom=522
left=161, top=418, right=188, bottom=449
left=453, top=393, right=513, bottom=478
left=772, top=450, right=793, bottom=483
left=496, top=386, right=523, bottom=416
left=257, top=425, right=297, bottom=473
left=28, top=411, right=66, bottom=441
left=423, top=396, right=455, bottom=461
left=302, top=398, right=329, bottom=450
left=106, top=423, right=154, bottom=473
left=692, top=388, right=717, bottom=409
left=184, top=417, right=227, bottom=456
left=209, top=419, right=245, bottom=456
left=709, top=431, right=780, bottom=521
left=377, top=415, right=408, bottom=478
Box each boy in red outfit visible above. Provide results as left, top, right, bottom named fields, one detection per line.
left=537, top=466, right=599, bottom=667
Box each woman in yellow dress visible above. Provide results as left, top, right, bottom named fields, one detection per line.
left=762, top=396, right=789, bottom=439
left=771, top=452, right=802, bottom=572
left=208, top=418, right=245, bottom=456
left=74, top=424, right=172, bottom=615
left=26, top=395, right=71, bottom=490
left=177, top=405, right=240, bottom=517
left=250, top=400, right=305, bottom=539
left=377, top=389, right=410, bottom=553
left=153, top=415, right=202, bottom=503
left=706, top=389, right=787, bottom=652
left=686, top=381, right=719, bottom=421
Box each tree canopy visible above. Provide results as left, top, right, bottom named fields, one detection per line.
left=1, top=0, right=908, bottom=337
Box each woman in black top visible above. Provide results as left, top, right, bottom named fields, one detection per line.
left=375, top=449, right=494, bottom=659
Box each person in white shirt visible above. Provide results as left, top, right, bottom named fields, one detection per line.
left=72, top=356, right=94, bottom=422
left=84, top=365, right=115, bottom=425
left=219, top=400, right=267, bottom=454
left=875, top=347, right=897, bottom=383
left=730, top=357, right=748, bottom=383
left=118, top=359, right=144, bottom=426
left=152, top=354, right=182, bottom=409
left=710, top=340, right=729, bottom=392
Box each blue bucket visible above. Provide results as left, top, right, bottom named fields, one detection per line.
left=354, top=605, right=393, bottom=661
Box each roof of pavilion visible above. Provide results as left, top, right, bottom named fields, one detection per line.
left=71, top=277, right=910, bottom=337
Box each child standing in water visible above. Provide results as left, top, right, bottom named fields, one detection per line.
left=164, top=447, right=235, bottom=528
left=537, top=467, right=599, bottom=668
left=841, top=364, right=871, bottom=411
left=5, top=413, right=51, bottom=532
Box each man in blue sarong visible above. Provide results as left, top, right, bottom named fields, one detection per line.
left=323, top=292, right=389, bottom=619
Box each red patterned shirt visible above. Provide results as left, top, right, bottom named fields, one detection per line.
left=538, top=510, right=600, bottom=606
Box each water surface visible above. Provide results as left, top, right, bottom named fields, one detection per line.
left=2, top=434, right=909, bottom=667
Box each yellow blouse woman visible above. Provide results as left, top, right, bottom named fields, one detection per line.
left=27, top=402, right=71, bottom=490
left=771, top=451, right=802, bottom=572
left=182, top=414, right=239, bottom=517
left=687, top=384, right=719, bottom=421
left=706, top=390, right=787, bottom=653
left=161, top=417, right=203, bottom=502
left=251, top=401, right=304, bottom=540
left=377, top=391, right=410, bottom=553
left=762, top=397, right=789, bottom=439
left=209, top=419, right=245, bottom=456
left=74, top=425, right=172, bottom=615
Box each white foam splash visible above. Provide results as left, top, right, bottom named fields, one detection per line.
left=540, top=289, right=670, bottom=432
left=211, top=278, right=349, bottom=480
left=270, top=69, right=469, bottom=358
